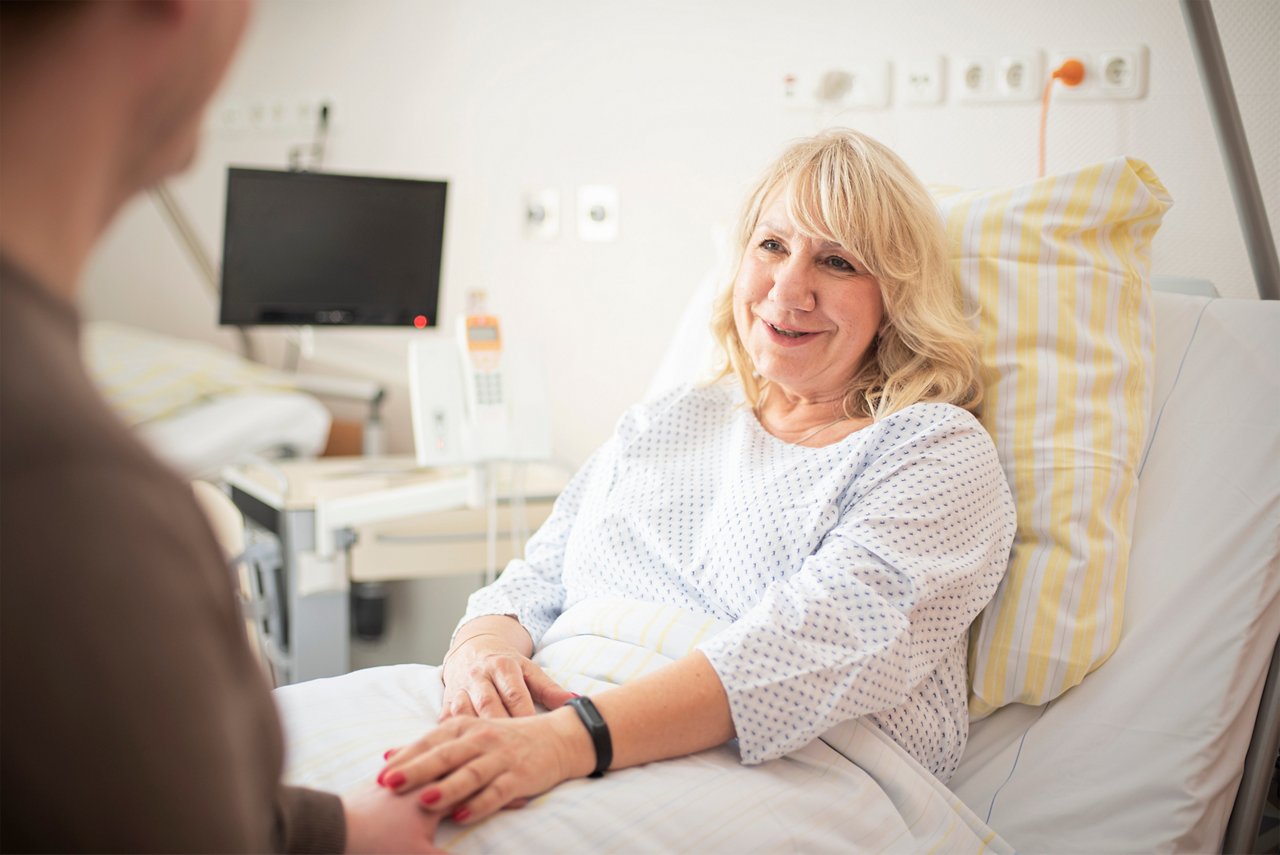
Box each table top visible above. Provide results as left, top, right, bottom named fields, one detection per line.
left=223, top=455, right=569, bottom=512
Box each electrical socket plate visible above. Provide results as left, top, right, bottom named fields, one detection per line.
left=900, top=56, right=946, bottom=106
left=577, top=185, right=619, bottom=242
left=955, top=55, right=995, bottom=103
left=212, top=98, right=249, bottom=131
left=1048, top=46, right=1148, bottom=100
left=523, top=189, right=560, bottom=240
left=997, top=53, right=1043, bottom=101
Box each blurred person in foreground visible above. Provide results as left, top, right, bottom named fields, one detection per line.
left=0, top=2, right=440, bottom=851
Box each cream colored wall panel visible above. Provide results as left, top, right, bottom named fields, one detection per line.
left=347, top=499, right=556, bottom=582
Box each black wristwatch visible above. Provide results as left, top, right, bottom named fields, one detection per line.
left=565, top=696, right=613, bottom=778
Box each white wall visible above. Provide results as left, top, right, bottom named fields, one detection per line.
left=84, top=0, right=1280, bottom=471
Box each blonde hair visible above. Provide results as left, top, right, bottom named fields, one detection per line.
left=710, top=129, right=982, bottom=420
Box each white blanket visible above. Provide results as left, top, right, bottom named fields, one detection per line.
left=277, top=598, right=1011, bottom=853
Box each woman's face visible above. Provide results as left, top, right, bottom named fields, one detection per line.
left=732, top=193, right=884, bottom=403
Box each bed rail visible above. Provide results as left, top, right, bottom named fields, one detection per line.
left=1180, top=0, right=1280, bottom=300
left=1223, top=634, right=1280, bottom=853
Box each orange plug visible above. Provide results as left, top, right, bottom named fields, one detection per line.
left=1052, top=59, right=1085, bottom=87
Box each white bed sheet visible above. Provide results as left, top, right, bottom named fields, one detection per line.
left=278, top=598, right=1012, bottom=854
left=949, top=292, right=1280, bottom=852
left=137, top=390, right=331, bottom=479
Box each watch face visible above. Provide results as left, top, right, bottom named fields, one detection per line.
left=572, top=697, right=604, bottom=726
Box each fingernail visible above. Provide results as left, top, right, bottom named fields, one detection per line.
left=419, top=788, right=441, bottom=805
left=570, top=692, right=581, bottom=698
left=383, top=749, right=396, bottom=760
left=377, top=769, right=387, bottom=786
left=385, top=771, right=406, bottom=789
left=452, top=807, right=471, bottom=823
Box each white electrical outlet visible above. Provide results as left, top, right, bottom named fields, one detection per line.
left=996, top=53, right=1043, bottom=101
left=1097, top=48, right=1147, bottom=96
left=1047, top=46, right=1148, bottom=100
left=577, top=185, right=619, bottom=242
left=245, top=99, right=268, bottom=130
left=295, top=96, right=332, bottom=131
left=956, top=55, right=994, bottom=103
left=212, top=98, right=248, bottom=132
left=900, top=56, right=946, bottom=106
left=264, top=97, right=291, bottom=131
left=524, top=189, right=560, bottom=240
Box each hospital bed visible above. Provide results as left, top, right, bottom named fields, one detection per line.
left=85, top=321, right=332, bottom=478
left=950, top=284, right=1280, bottom=852
left=271, top=263, right=1279, bottom=851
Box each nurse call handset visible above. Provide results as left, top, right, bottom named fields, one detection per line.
left=408, top=300, right=551, bottom=468
left=456, top=312, right=514, bottom=460
left=461, top=314, right=504, bottom=408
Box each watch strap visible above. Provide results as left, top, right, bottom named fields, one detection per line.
left=565, top=696, right=612, bottom=778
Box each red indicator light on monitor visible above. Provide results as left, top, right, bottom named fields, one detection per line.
left=413, top=315, right=428, bottom=328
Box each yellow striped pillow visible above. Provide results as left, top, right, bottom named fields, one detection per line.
left=933, top=158, right=1173, bottom=715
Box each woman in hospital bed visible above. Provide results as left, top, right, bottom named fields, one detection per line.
left=344, top=129, right=1015, bottom=829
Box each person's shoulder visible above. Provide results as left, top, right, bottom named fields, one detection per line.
left=863, top=402, right=992, bottom=455
left=617, top=380, right=735, bottom=440
left=844, top=403, right=1011, bottom=510
left=882, top=401, right=982, bottom=430
left=640, top=379, right=735, bottom=412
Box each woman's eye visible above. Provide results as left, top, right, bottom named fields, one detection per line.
left=759, top=239, right=783, bottom=252
left=826, top=255, right=857, bottom=272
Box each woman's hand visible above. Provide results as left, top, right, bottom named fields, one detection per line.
left=378, top=707, right=595, bottom=824
left=342, top=779, right=446, bottom=853
left=441, top=623, right=574, bottom=720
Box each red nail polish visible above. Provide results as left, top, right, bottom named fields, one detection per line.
left=419, top=788, right=441, bottom=805
left=386, top=771, right=406, bottom=789
left=452, top=807, right=470, bottom=823
left=383, top=749, right=396, bottom=760
left=377, top=769, right=387, bottom=787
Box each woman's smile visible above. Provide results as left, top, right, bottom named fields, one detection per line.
left=761, top=317, right=824, bottom=345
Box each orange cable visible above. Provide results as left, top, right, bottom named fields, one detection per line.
left=1039, top=78, right=1054, bottom=178
left=1039, top=59, right=1085, bottom=178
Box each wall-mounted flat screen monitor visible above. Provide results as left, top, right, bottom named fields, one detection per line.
left=220, top=168, right=446, bottom=327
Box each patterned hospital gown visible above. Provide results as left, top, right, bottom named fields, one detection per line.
left=460, top=382, right=1016, bottom=781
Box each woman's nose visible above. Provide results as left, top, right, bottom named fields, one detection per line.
left=768, top=258, right=816, bottom=311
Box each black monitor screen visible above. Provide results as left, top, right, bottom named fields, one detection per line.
left=220, top=168, right=446, bottom=326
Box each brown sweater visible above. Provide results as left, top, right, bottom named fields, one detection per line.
left=0, top=258, right=345, bottom=853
